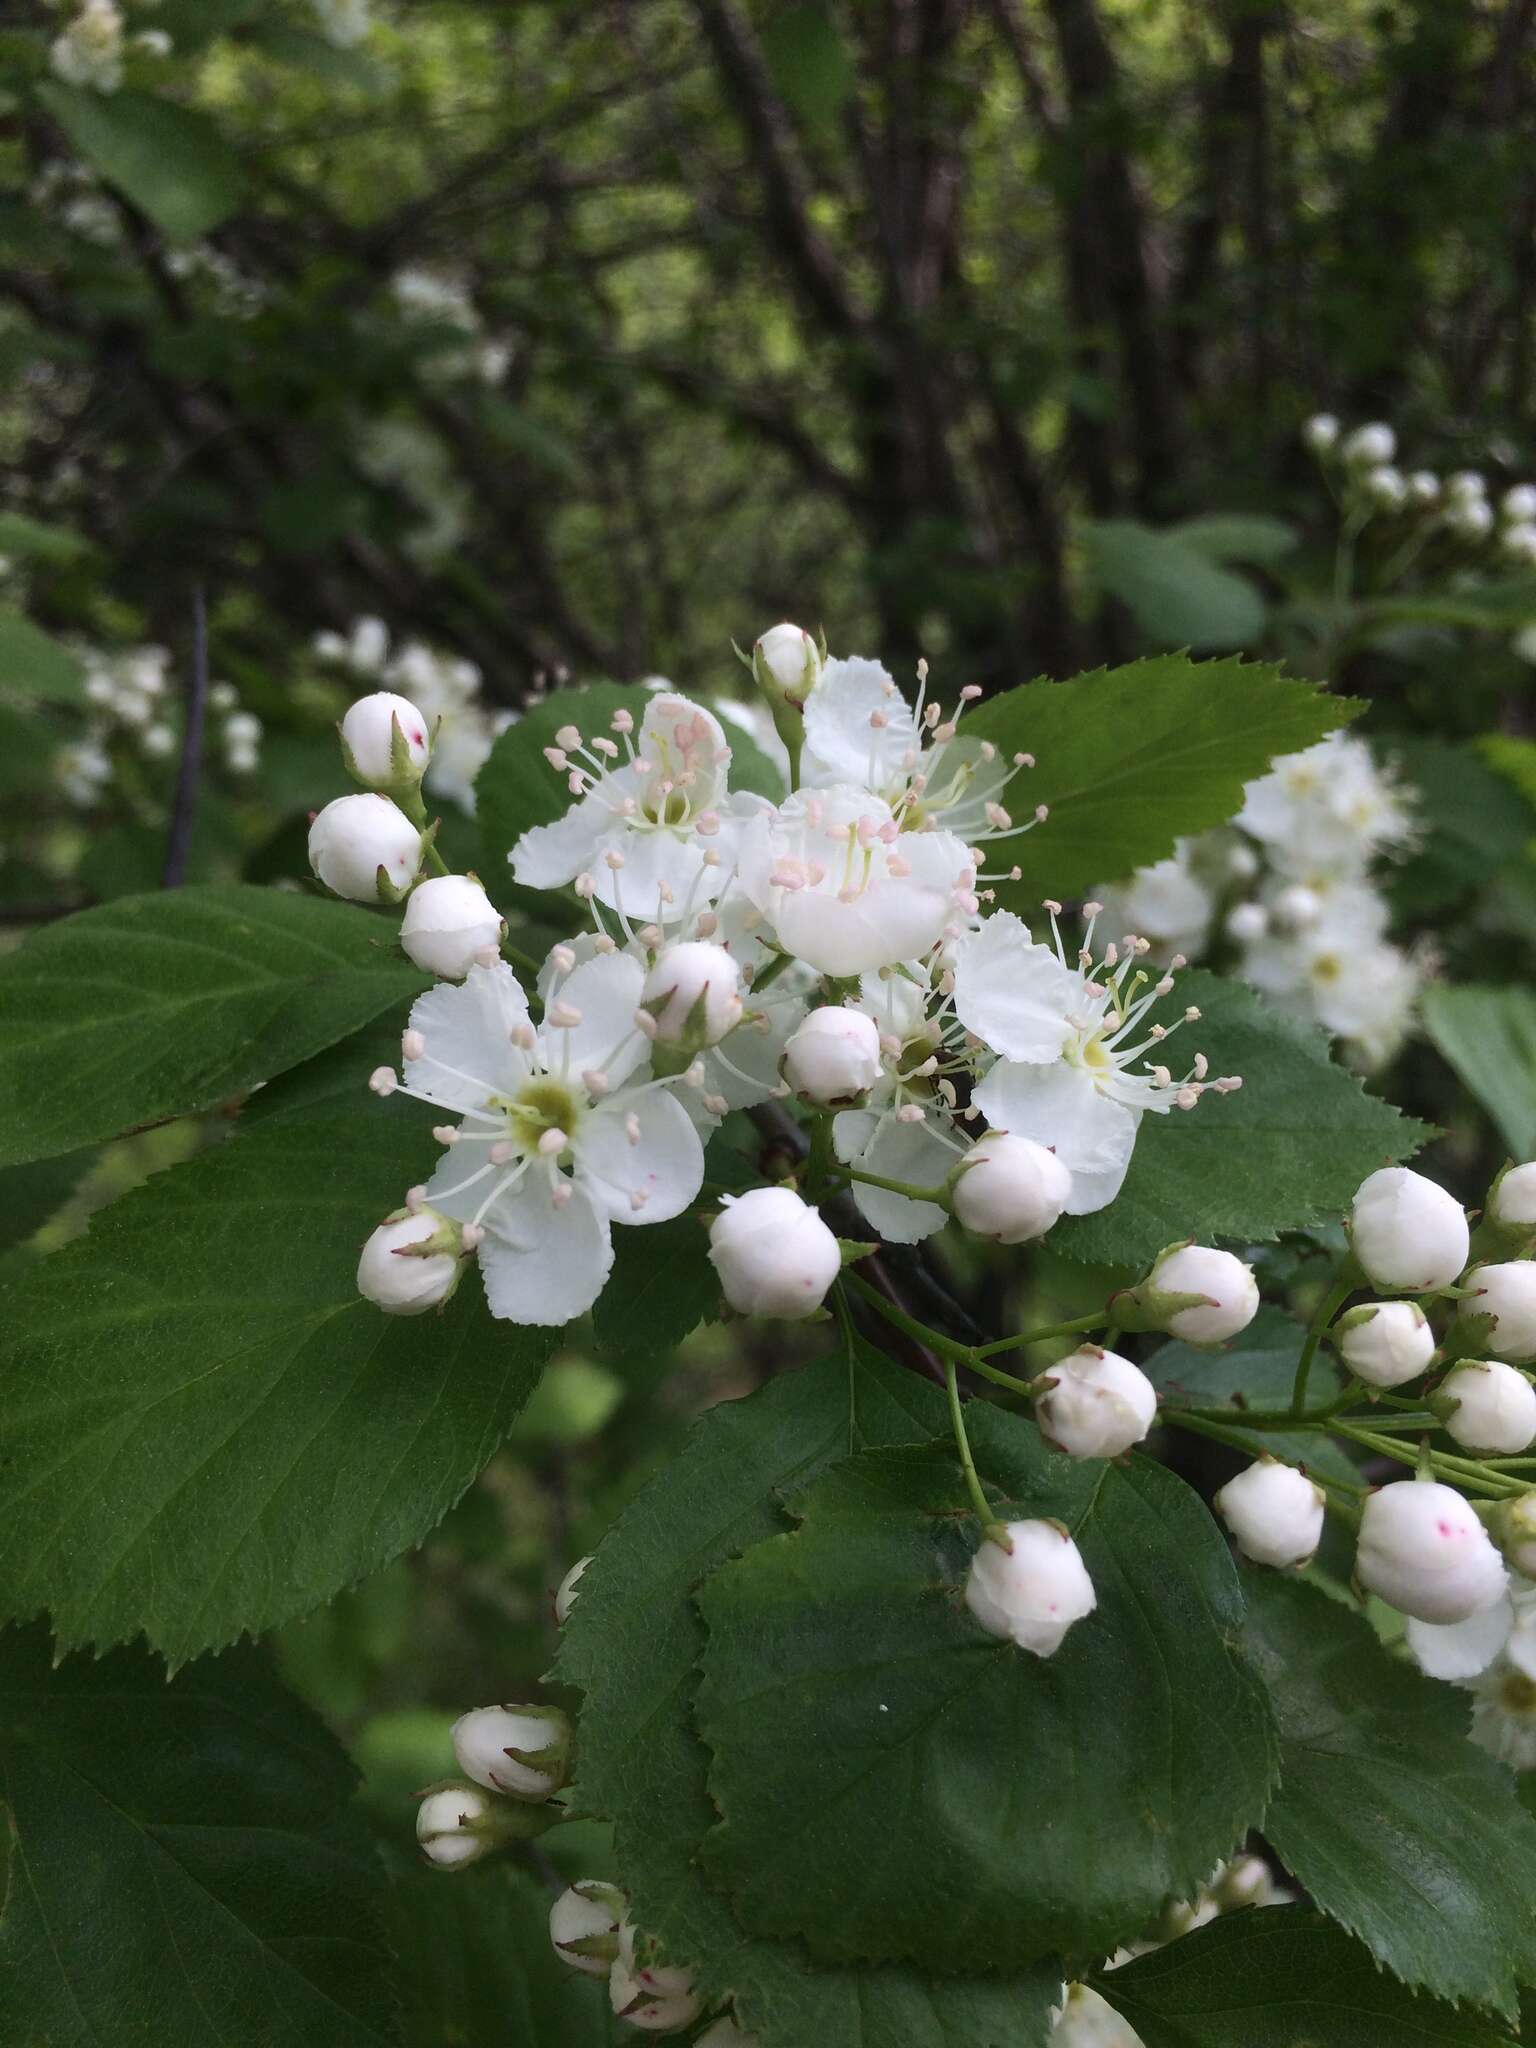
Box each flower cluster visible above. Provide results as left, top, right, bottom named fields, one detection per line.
left=56, top=646, right=261, bottom=806
left=1096, top=732, right=1420, bottom=1069
left=388, top=268, right=511, bottom=387
left=1303, top=414, right=1536, bottom=554
left=342, top=628, right=1240, bottom=1333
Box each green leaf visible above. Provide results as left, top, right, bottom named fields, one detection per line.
left=0, top=1108, right=556, bottom=1662
left=0, top=511, right=90, bottom=564
left=36, top=84, right=244, bottom=242
left=1389, top=737, right=1535, bottom=915
left=591, top=1213, right=718, bottom=1363
left=1169, top=514, right=1299, bottom=567
left=554, top=1345, right=1060, bottom=2047
left=1094, top=1905, right=1517, bottom=2046
left=0, top=1145, right=95, bottom=1259
left=964, top=656, right=1355, bottom=904
left=0, top=1620, right=396, bottom=2046
left=391, top=1864, right=616, bottom=2046
left=1243, top=1573, right=1536, bottom=2018
left=695, top=1416, right=1277, bottom=1973
left=0, top=605, right=85, bottom=703
left=477, top=682, right=638, bottom=918
left=1422, top=983, right=1536, bottom=1158
left=1082, top=520, right=1267, bottom=648
left=244, top=22, right=394, bottom=94
left=0, top=885, right=426, bottom=1167
left=1050, top=971, right=1431, bottom=1266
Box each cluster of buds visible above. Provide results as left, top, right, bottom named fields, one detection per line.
left=414, top=1701, right=571, bottom=1870
left=1304, top=413, right=1536, bottom=554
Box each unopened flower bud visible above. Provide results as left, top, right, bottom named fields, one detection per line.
left=1350, top=1166, right=1469, bottom=1293
left=1364, top=464, right=1407, bottom=509
left=1224, top=901, right=1268, bottom=945
left=753, top=621, right=821, bottom=707
left=611, top=1924, right=703, bottom=2034
left=554, top=1554, right=592, bottom=1626
left=1460, top=1261, right=1536, bottom=1363
left=1437, top=1361, right=1536, bottom=1454
left=1489, top=1161, right=1536, bottom=1234
left=1334, top=1300, right=1435, bottom=1387
left=1144, top=1244, right=1259, bottom=1344
left=1036, top=1345, right=1156, bottom=1460
left=782, top=1004, right=883, bottom=1107
left=1496, top=1492, right=1536, bottom=1579
left=952, top=1133, right=1072, bottom=1245
left=308, top=792, right=422, bottom=902
left=708, top=1186, right=841, bottom=1320
left=415, top=1784, right=500, bottom=1869
left=1448, top=496, right=1494, bottom=539
left=550, top=1880, right=626, bottom=1976
left=1505, top=484, right=1536, bottom=523
left=339, top=689, right=431, bottom=790
left=1446, top=469, right=1487, bottom=505
left=356, top=1205, right=463, bottom=1314
left=1356, top=1477, right=1507, bottom=1623
left=400, top=874, right=505, bottom=980
left=451, top=1703, right=571, bottom=1801
left=1302, top=413, right=1340, bottom=454
left=1342, top=421, right=1395, bottom=466
left=641, top=941, right=743, bottom=1060
left=963, top=1519, right=1096, bottom=1658
left=1270, top=882, right=1321, bottom=931
left=1213, top=1854, right=1285, bottom=1912
left=1215, top=1459, right=1325, bottom=1569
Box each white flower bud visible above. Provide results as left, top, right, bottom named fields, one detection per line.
left=1461, top=1261, right=1536, bottom=1363
left=1302, top=412, right=1339, bottom=453
left=1446, top=469, right=1487, bottom=505
left=1334, top=1300, right=1435, bottom=1387
left=549, top=1880, right=625, bottom=1976
left=1439, top=1361, right=1536, bottom=1455
left=1491, top=1163, right=1536, bottom=1229
left=782, top=1005, right=884, bottom=1106
left=1448, top=496, right=1494, bottom=539
left=1356, top=1478, right=1507, bottom=1623
left=708, top=1186, right=841, bottom=1320
left=1224, top=901, right=1268, bottom=944
left=1497, top=1492, right=1536, bottom=1579
left=952, top=1133, right=1072, bottom=1245
left=308, top=792, right=422, bottom=902
left=1036, top=1345, right=1156, bottom=1460
left=356, top=1206, right=462, bottom=1314
left=641, top=941, right=743, bottom=1049
left=400, top=874, right=505, bottom=980
left=1148, top=1244, right=1260, bottom=1344
left=1504, top=484, right=1536, bottom=523
left=753, top=621, right=820, bottom=705
left=611, top=1925, right=703, bottom=2034
left=963, top=1520, right=1096, bottom=1658
left=554, top=1554, right=592, bottom=1626
left=1270, top=882, right=1321, bottom=931
left=1407, top=470, right=1440, bottom=504
left=415, top=1784, right=497, bottom=1869
left=1350, top=1166, right=1469, bottom=1293
left=451, top=1703, right=571, bottom=1801
left=1215, top=1459, right=1325, bottom=1569
left=1364, top=464, right=1407, bottom=509
left=696, top=2020, right=760, bottom=2048
left=1342, top=421, right=1395, bottom=466
left=340, top=690, right=431, bottom=789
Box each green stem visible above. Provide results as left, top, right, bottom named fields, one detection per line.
left=805, top=1115, right=835, bottom=1198
left=1331, top=1422, right=1522, bottom=1498
left=841, top=1164, right=950, bottom=1206
left=976, top=1312, right=1107, bottom=1360
left=842, top=1270, right=976, bottom=1366
left=502, top=939, right=543, bottom=979
left=1290, top=1263, right=1357, bottom=1417
left=945, top=1356, right=998, bottom=1533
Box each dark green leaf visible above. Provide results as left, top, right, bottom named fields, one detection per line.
left=1095, top=1905, right=1516, bottom=2046
left=1051, top=972, right=1430, bottom=1266
left=0, top=511, right=90, bottom=564
left=0, top=1108, right=555, bottom=1661
left=477, top=682, right=638, bottom=919
left=695, top=1417, right=1277, bottom=1972
left=1144, top=1308, right=1359, bottom=1486
left=36, top=85, right=245, bottom=242
left=964, top=657, right=1356, bottom=904
left=1422, top=983, right=1536, bottom=1158
left=0, top=1620, right=396, bottom=2046
left=1169, top=514, right=1299, bottom=567
left=0, top=1145, right=95, bottom=1258
left=1243, top=1574, right=1536, bottom=2017
left=0, top=606, right=85, bottom=703
left=591, top=1213, right=718, bottom=1363
left=1082, top=521, right=1267, bottom=648
left=0, top=885, right=426, bottom=1167
left=554, top=1346, right=1059, bottom=2047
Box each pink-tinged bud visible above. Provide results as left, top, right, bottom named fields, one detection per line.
left=308, top=793, right=422, bottom=902
left=782, top=1005, right=883, bottom=1107
left=610, top=1924, right=703, bottom=2034
left=708, top=1186, right=840, bottom=1320
left=952, top=1133, right=1071, bottom=1246
left=400, top=874, right=505, bottom=981
left=1356, top=1478, right=1507, bottom=1623
left=1215, top=1459, right=1325, bottom=1569
left=339, top=689, right=431, bottom=790
left=964, top=1520, right=1096, bottom=1658
left=1036, top=1346, right=1156, bottom=1460
left=356, top=1206, right=462, bottom=1315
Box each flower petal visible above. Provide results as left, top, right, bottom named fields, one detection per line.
left=1406, top=1596, right=1514, bottom=1681
left=833, top=1107, right=952, bottom=1243
left=476, top=1180, right=614, bottom=1326
left=973, top=1059, right=1138, bottom=1214
left=802, top=655, right=913, bottom=791
left=510, top=789, right=612, bottom=891
left=577, top=1087, right=704, bottom=1224
left=541, top=949, right=648, bottom=1087
left=405, top=960, right=532, bottom=1112
left=952, top=913, right=1077, bottom=1063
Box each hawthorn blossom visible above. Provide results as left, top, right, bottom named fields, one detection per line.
left=1406, top=1578, right=1536, bottom=1769
left=953, top=907, right=1233, bottom=1215
left=370, top=957, right=703, bottom=1325
left=831, top=968, right=969, bottom=1243
left=1237, top=733, right=1412, bottom=872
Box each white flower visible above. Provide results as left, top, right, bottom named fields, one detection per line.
left=549, top=1880, right=625, bottom=1977
left=400, top=875, right=505, bottom=981
left=640, top=940, right=743, bottom=1050
left=1356, top=1479, right=1507, bottom=1624
left=451, top=1703, right=570, bottom=1800
left=1147, top=1244, right=1259, bottom=1344
left=1240, top=903, right=1420, bottom=1069
left=1460, top=1262, right=1536, bottom=1364
left=1215, top=1460, right=1325, bottom=1569
left=308, top=793, right=422, bottom=902
left=1350, top=1166, right=1469, bottom=1293
left=340, top=689, right=431, bottom=788
left=356, top=1206, right=464, bottom=1314
left=611, top=1925, right=703, bottom=2034
left=1225, top=901, right=1268, bottom=945
left=754, top=620, right=821, bottom=704
left=953, top=1133, right=1072, bottom=1245
left=416, top=1784, right=498, bottom=1869
left=782, top=1004, right=884, bottom=1106
left=1406, top=1580, right=1536, bottom=1770
left=1302, top=413, right=1340, bottom=454
left=829, top=969, right=965, bottom=1244
left=1049, top=1984, right=1144, bottom=2046
left=554, top=1555, right=591, bottom=1626
left=1334, top=1300, right=1435, bottom=1387
left=1491, top=1162, right=1536, bottom=1230
left=1237, top=735, right=1412, bottom=873
left=1439, top=1362, right=1536, bottom=1455
left=1036, top=1347, right=1157, bottom=1460
left=513, top=693, right=752, bottom=924
left=312, top=0, right=371, bottom=46
left=954, top=909, right=1231, bottom=1217
left=51, top=0, right=125, bottom=92
left=1342, top=422, right=1395, bottom=466
left=381, top=958, right=704, bottom=1326
left=385, top=636, right=506, bottom=815
left=708, top=1186, right=840, bottom=1320
left=1091, top=852, right=1213, bottom=967
left=964, top=1521, right=1096, bottom=1658
left=738, top=783, right=974, bottom=975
